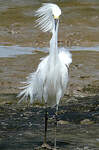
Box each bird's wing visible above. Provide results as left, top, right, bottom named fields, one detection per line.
left=18, top=56, right=49, bottom=104
left=35, top=3, right=55, bottom=32
left=58, top=47, right=72, bottom=67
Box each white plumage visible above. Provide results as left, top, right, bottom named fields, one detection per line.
left=35, top=3, right=61, bottom=32
left=18, top=3, right=72, bottom=110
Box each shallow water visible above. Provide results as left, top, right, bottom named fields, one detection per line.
left=0, top=45, right=34, bottom=57
left=0, top=45, right=99, bottom=58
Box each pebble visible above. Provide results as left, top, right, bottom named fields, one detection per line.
left=80, top=119, right=94, bottom=125
left=58, top=120, right=70, bottom=125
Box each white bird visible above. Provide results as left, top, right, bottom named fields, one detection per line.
left=18, top=3, right=72, bottom=149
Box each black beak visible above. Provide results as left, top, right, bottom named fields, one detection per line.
left=55, top=19, right=58, bottom=31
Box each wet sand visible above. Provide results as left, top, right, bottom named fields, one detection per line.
left=0, top=50, right=98, bottom=96
left=0, top=95, right=99, bottom=150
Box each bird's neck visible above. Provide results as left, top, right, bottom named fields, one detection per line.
left=49, top=27, right=59, bottom=57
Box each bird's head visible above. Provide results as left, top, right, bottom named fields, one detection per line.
left=35, top=3, right=61, bottom=32
left=52, top=5, right=61, bottom=31
left=52, top=5, right=61, bottom=19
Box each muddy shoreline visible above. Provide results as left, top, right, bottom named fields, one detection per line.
left=0, top=94, right=99, bottom=150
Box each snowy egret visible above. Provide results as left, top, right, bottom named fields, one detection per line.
left=18, top=3, right=72, bottom=149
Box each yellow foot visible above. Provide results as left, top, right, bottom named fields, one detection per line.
left=34, top=143, right=58, bottom=150
left=41, top=143, right=52, bottom=149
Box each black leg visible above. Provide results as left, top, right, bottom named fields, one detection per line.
left=42, top=104, right=52, bottom=149
left=44, top=103, right=48, bottom=144
left=36, top=104, right=51, bottom=149
left=41, top=104, right=52, bottom=149
left=54, top=105, right=58, bottom=149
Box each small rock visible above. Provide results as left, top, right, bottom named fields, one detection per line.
left=58, top=120, right=69, bottom=125
left=80, top=119, right=94, bottom=125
